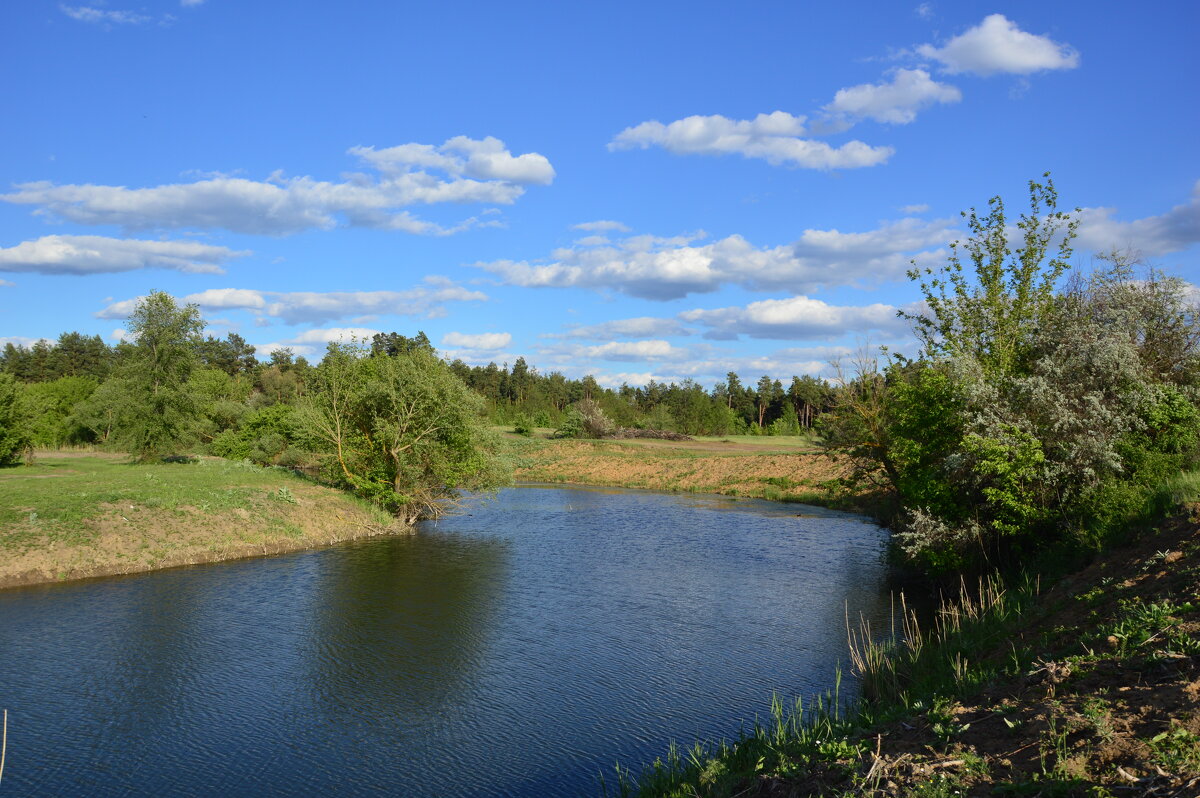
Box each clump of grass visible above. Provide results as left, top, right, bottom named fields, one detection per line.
left=1160, top=470, right=1200, bottom=505
left=847, top=574, right=1041, bottom=705
left=601, top=682, right=864, bottom=798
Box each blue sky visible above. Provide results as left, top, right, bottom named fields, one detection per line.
left=2, top=0, right=1197, bottom=387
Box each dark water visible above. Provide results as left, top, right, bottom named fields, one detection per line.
left=0, top=485, right=891, bottom=797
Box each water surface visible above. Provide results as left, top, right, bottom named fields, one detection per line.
left=0, top=485, right=890, bottom=796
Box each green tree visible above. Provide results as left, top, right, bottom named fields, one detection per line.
left=903, top=174, right=1078, bottom=376
left=0, top=373, right=31, bottom=465
left=297, top=343, right=509, bottom=522
left=113, top=291, right=206, bottom=461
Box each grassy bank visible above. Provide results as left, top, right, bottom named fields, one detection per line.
left=0, top=451, right=398, bottom=589
left=504, top=432, right=870, bottom=511
left=609, top=485, right=1200, bottom=796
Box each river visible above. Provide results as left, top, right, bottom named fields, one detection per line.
left=0, top=485, right=891, bottom=796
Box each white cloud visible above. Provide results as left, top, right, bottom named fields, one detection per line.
left=441, top=331, right=512, bottom=350
left=680, top=296, right=908, bottom=341
left=572, top=220, right=630, bottom=233
left=349, top=136, right=554, bottom=185
left=917, top=14, right=1080, bottom=76
left=915, top=3, right=933, bottom=19
left=289, top=327, right=380, bottom=345
left=609, top=111, right=893, bottom=170
left=257, top=327, right=380, bottom=358
left=477, top=217, right=954, bottom=300
left=97, top=278, right=488, bottom=323
left=181, top=288, right=267, bottom=310
left=60, top=5, right=151, bottom=25
left=0, top=235, right=246, bottom=275
left=0, top=336, right=53, bottom=349
left=1075, top=181, right=1200, bottom=257
left=900, top=204, right=930, bottom=214
left=180, top=0, right=204, bottom=6
left=538, top=339, right=688, bottom=364
left=0, top=279, right=13, bottom=287
left=825, top=69, right=961, bottom=125
left=555, top=316, right=692, bottom=340
left=2, top=138, right=552, bottom=236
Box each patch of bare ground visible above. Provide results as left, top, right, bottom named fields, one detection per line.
left=0, top=478, right=405, bottom=589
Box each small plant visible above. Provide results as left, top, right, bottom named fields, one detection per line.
left=512, top=414, right=535, bottom=437
left=273, top=486, right=298, bottom=504
left=1147, top=727, right=1200, bottom=775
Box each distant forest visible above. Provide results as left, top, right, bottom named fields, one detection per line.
left=0, top=328, right=829, bottom=451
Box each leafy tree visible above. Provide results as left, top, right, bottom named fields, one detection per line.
left=903, top=174, right=1078, bottom=376
left=19, top=376, right=98, bottom=447
left=0, top=373, right=30, bottom=465
left=296, top=343, right=509, bottom=522
left=112, top=291, right=206, bottom=461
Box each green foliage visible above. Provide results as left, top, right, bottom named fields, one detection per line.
left=18, top=375, right=98, bottom=447
left=904, top=174, right=1078, bottom=376
left=824, top=178, right=1200, bottom=574
left=210, top=403, right=300, bottom=465
left=296, top=343, right=509, bottom=521
left=511, top=414, right=534, bottom=437
left=0, top=372, right=31, bottom=466
left=110, top=291, right=206, bottom=461
left=554, top=407, right=585, bottom=439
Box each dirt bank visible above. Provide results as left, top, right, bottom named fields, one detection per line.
left=0, top=452, right=402, bottom=589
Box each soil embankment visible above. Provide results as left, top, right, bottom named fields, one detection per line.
left=0, top=451, right=400, bottom=589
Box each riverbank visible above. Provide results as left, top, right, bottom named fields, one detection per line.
left=505, top=433, right=865, bottom=510
left=0, top=451, right=399, bottom=589
left=617, top=489, right=1200, bottom=796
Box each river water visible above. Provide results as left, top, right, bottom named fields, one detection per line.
left=0, top=485, right=890, bottom=797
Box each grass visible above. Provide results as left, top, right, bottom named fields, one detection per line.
left=503, top=434, right=870, bottom=512
left=0, top=451, right=397, bottom=588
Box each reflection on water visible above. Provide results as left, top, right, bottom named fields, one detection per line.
left=0, top=485, right=890, bottom=797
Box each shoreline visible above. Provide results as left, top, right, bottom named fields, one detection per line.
left=0, top=452, right=403, bottom=590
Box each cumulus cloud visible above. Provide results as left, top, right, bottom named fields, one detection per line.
left=609, top=111, right=893, bottom=170
left=96, top=278, right=488, bottom=324
left=825, top=69, right=961, bottom=125
left=917, top=14, right=1080, bottom=76
left=554, top=316, right=692, bottom=340
left=60, top=5, right=151, bottom=25
left=441, top=331, right=512, bottom=350
left=680, top=296, right=909, bottom=341
left=2, top=137, right=553, bottom=236
left=1075, top=181, right=1200, bottom=257
left=0, top=235, right=247, bottom=275
left=349, top=136, right=554, bottom=185
left=477, top=217, right=954, bottom=300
